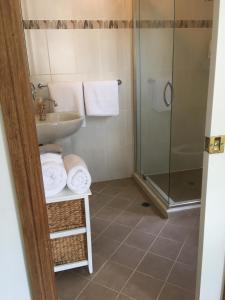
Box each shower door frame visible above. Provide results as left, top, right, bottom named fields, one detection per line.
left=134, top=0, right=174, bottom=210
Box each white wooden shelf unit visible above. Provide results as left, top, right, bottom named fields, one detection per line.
left=46, top=188, right=93, bottom=274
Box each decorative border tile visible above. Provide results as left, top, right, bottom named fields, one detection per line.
left=175, top=20, right=213, bottom=28
left=23, top=20, right=133, bottom=29
left=23, top=19, right=212, bottom=30
left=136, top=20, right=174, bottom=28
left=137, top=20, right=213, bottom=29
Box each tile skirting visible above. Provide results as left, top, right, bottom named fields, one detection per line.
left=23, top=19, right=212, bottom=30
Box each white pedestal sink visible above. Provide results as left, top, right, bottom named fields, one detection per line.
left=36, top=112, right=84, bottom=144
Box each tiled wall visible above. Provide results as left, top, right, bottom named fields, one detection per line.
left=21, top=0, right=134, bottom=182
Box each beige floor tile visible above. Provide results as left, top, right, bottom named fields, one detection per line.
left=125, top=230, right=155, bottom=250
left=117, top=294, right=134, bottom=300
left=91, top=182, right=109, bottom=194
left=93, top=236, right=120, bottom=258
left=76, top=254, right=107, bottom=279
left=185, top=228, right=200, bottom=247
left=123, top=272, right=163, bottom=300
left=158, top=283, right=195, bottom=300
left=177, top=243, right=198, bottom=267
left=160, top=223, right=191, bottom=243
left=168, top=210, right=199, bottom=228
left=107, top=196, right=133, bottom=210
left=137, top=253, right=173, bottom=280
left=91, top=217, right=111, bottom=239
left=150, top=237, right=182, bottom=260
left=78, top=282, right=118, bottom=300
left=115, top=210, right=143, bottom=228
left=136, top=215, right=167, bottom=235
left=168, top=262, right=197, bottom=292
left=111, top=244, right=145, bottom=269
left=95, top=206, right=121, bottom=222
left=56, top=270, right=89, bottom=300
left=101, top=223, right=132, bottom=242
left=94, top=261, right=133, bottom=291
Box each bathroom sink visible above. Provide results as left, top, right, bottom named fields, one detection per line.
left=35, top=112, right=84, bottom=144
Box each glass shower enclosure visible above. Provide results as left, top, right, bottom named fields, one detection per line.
left=134, top=0, right=213, bottom=209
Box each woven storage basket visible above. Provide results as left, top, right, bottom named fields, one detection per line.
left=51, top=234, right=87, bottom=265
left=47, top=199, right=85, bottom=233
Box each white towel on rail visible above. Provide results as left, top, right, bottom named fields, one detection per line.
left=48, top=82, right=85, bottom=124
left=64, top=154, right=91, bottom=194
left=40, top=153, right=67, bottom=198
left=83, top=80, right=119, bottom=116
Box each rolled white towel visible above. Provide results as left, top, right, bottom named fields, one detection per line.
left=40, top=153, right=67, bottom=198
left=39, top=144, right=63, bottom=155
left=40, top=153, right=63, bottom=164
left=64, top=154, right=91, bottom=194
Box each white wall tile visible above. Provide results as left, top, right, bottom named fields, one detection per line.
left=22, top=1, right=134, bottom=182
left=21, top=0, right=132, bottom=20
left=75, top=30, right=101, bottom=74
left=47, top=30, right=78, bottom=74
left=24, top=30, right=50, bottom=75
left=176, top=0, right=213, bottom=20
left=100, top=30, right=119, bottom=74
left=140, top=0, right=174, bottom=20
left=139, top=0, right=213, bottom=21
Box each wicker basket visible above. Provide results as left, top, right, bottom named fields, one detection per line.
left=47, top=199, right=85, bottom=233
left=51, top=234, right=87, bottom=265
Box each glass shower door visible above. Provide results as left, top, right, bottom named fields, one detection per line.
left=136, top=0, right=175, bottom=205
left=169, top=1, right=213, bottom=205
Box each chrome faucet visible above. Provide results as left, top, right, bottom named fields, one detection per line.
left=37, top=98, right=58, bottom=121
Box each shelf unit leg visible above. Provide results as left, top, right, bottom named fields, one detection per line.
left=84, top=196, right=93, bottom=274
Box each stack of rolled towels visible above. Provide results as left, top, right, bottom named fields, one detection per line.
left=40, top=152, right=91, bottom=198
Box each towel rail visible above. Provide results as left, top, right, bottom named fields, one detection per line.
left=37, top=80, right=122, bottom=89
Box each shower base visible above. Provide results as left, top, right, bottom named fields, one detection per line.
left=149, top=169, right=202, bottom=204
left=134, top=168, right=202, bottom=215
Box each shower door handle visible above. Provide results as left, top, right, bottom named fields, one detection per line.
left=163, top=81, right=173, bottom=107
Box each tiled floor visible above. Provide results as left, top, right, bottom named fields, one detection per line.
left=56, top=178, right=200, bottom=300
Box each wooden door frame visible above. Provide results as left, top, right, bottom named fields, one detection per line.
left=0, top=1, right=57, bottom=299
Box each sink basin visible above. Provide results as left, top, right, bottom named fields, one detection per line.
left=36, top=112, right=84, bottom=144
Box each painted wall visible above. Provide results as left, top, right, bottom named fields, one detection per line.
left=21, top=0, right=134, bottom=182
left=138, top=0, right=213, bottom=175
left=0, top=107, right=31, bottom=300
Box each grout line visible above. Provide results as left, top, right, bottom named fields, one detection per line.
left=115, top=218, right=170, bottom=300
left=123, top=232, right=188, bottom=251
left=159, top=281, right=196, bottom=295
left=90, top=189, right=145, bottom=241
left=74, top=204, right=153, bottom=299
left=70, top=180, right=196, bottom=300
left=155, top=234, right=191, bottom=300
left=80, top=279, right=137, bottom=300
left=91, top=207, right=128, bottom=242
left=84, top=280, right=123, bottom=296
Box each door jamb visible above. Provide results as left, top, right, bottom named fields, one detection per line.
left=0, top=1, right=57, bottom=299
